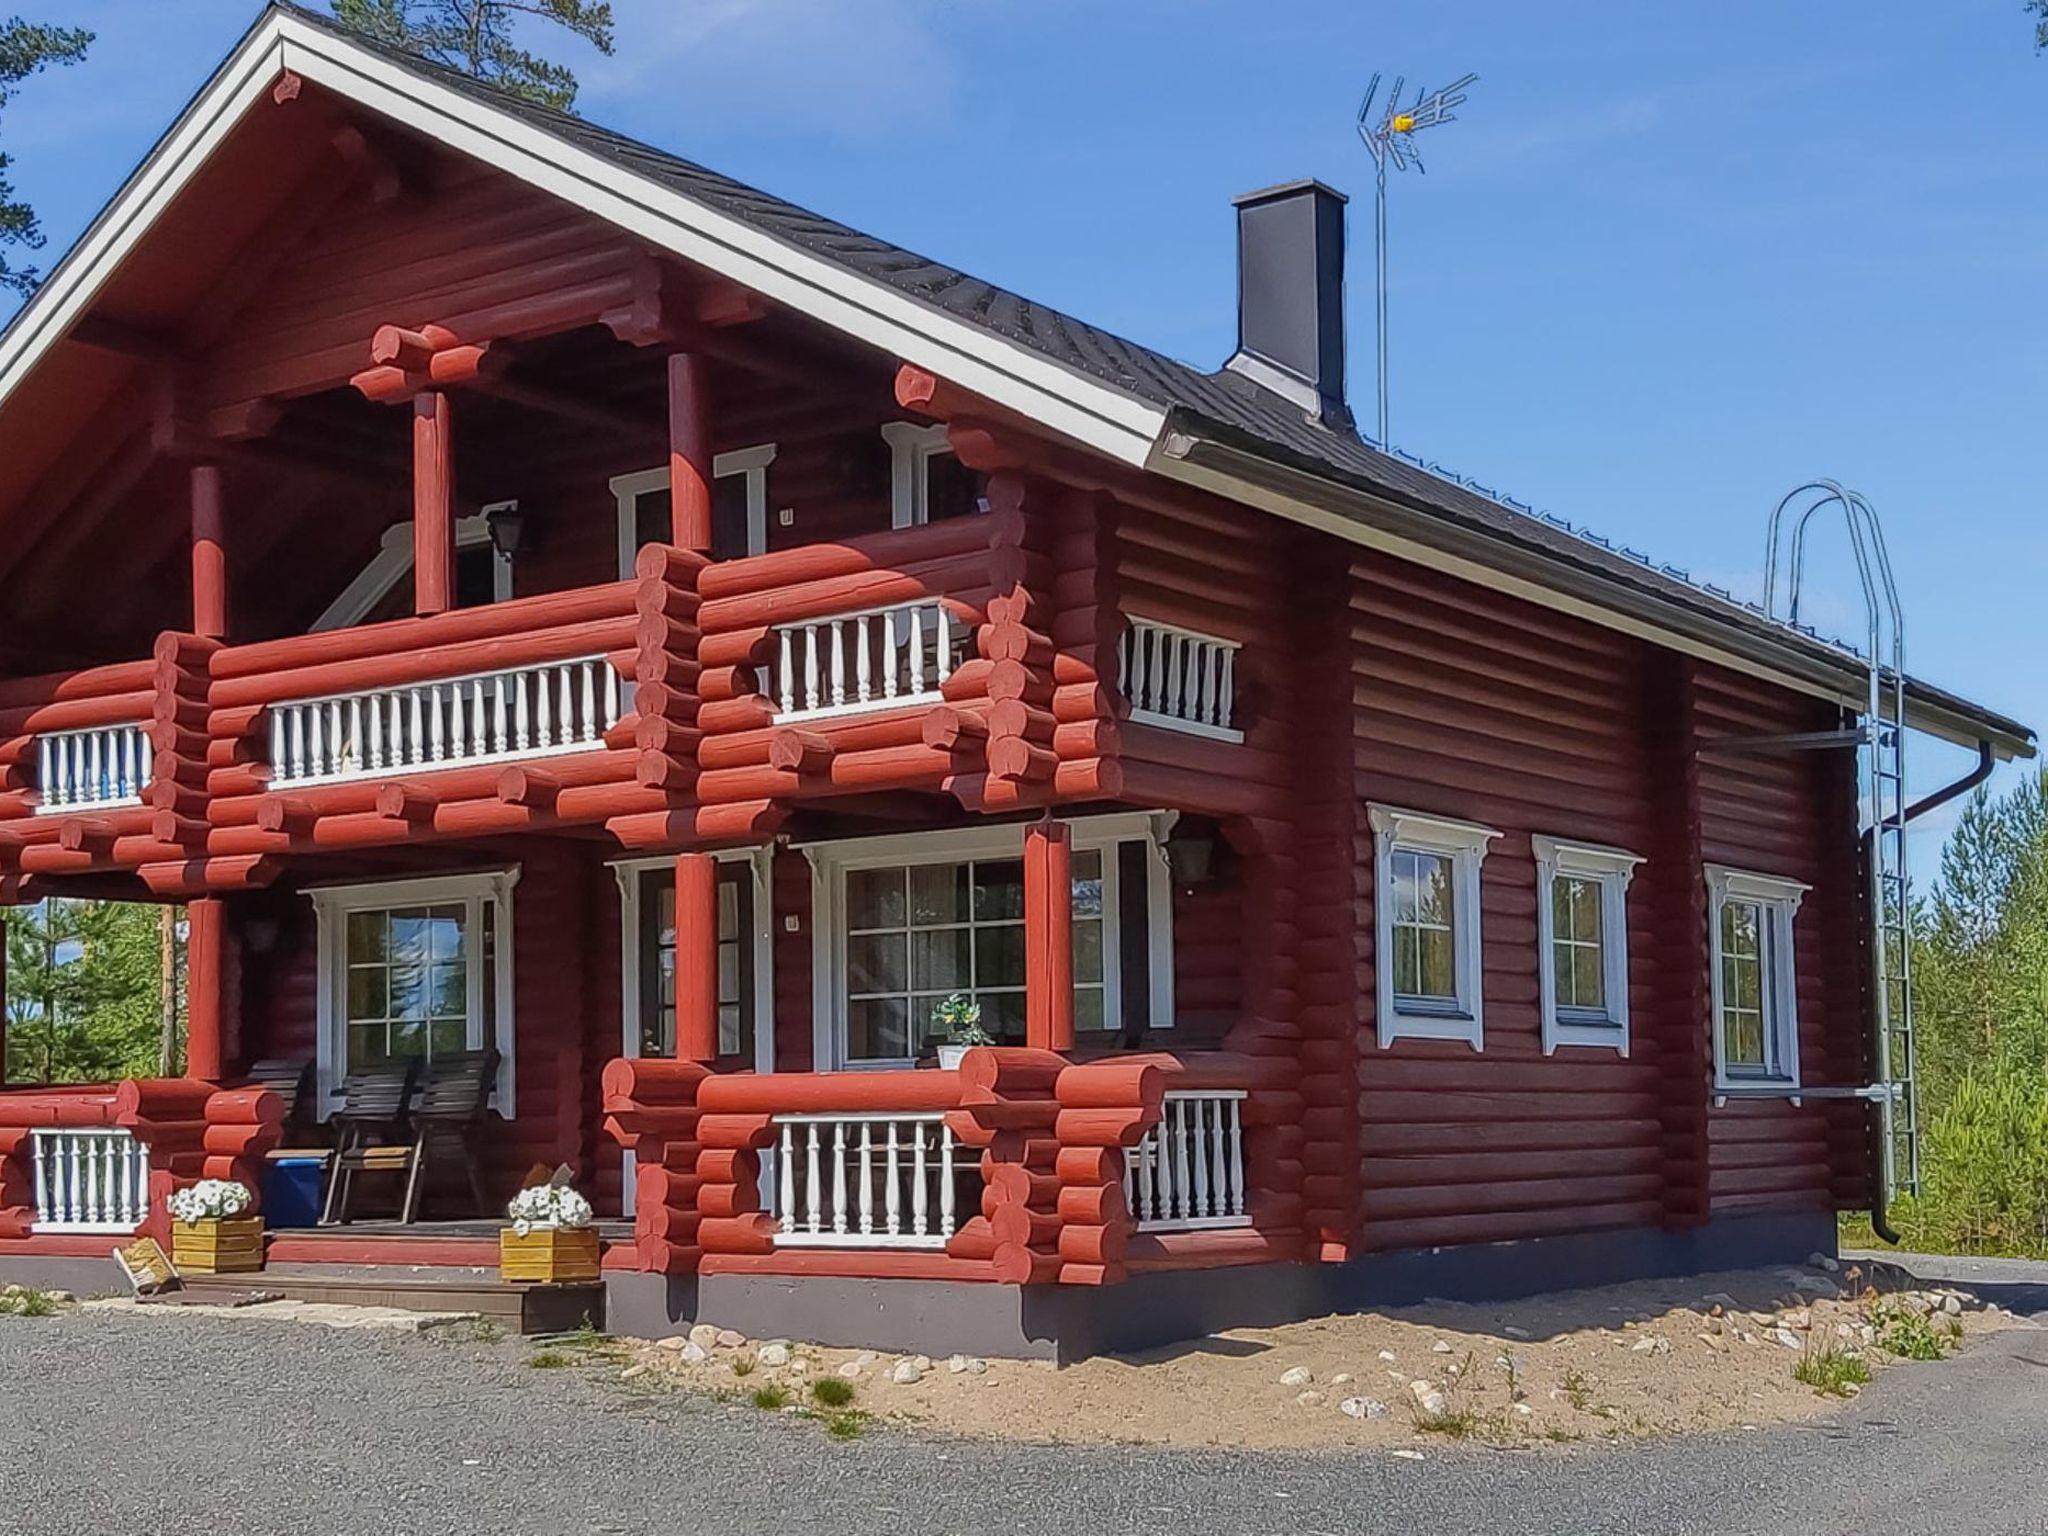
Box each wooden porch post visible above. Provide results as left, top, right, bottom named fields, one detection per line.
left=667, top=352, right=713, bottom=553
left=190, top=463, right=228, bottom=640
left=1024, top=819, right=1074, bottom=1052
left=185, top=897, right=225, bottom=1081
left=413, top=390, right=455, bottom=615
left=674, top=852, right=719, bottom=1062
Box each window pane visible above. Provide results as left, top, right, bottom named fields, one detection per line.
left=1571, top=942, right=1604, bottom=1011
left=346, top=966, right=387, bottom=1023
left=1072, top=849, right=1104, bottom=921
left=847, top=866, right=907, bottom=930
left=908, top=863, right=969, bottom=926
left=717, top=879, right=739, bottom=938
left=1074, top=917, right=1104, bottom=985
left=974, top=924, right=1026, bottom=989
left=1392, top=924, right=1420, bottom=997
left=347, top=910, right=388, bottom=964
left=1417, top=926, right=1456, bottom=1000
left=910, top=928, right=970, bottom=991
left=711, top=470, right=751, bottom=562
left=1074, top=987, right=1105, bottom=1033
left=848, top=998, right=909, bottom=1060
left=973, top=860, right=1024, bottom=921
left=428, top=1017, right=467, bottom=1058
left=925, top=451, right=987, bottom=523
left=634, top=487, right=672, bottom=554
left=981, top=990, right=1027, bottom=1043
left=347, top=1021, right=388, bottom=1071
left=717, top=943, right=741, bottom=1004
left=1412, top=853, right=1453, bottom=927
left=847, top=931, right=907, bottom=994
left=430, top=962, right=466, bottom=1020
left=1569, top=877, right=1603, bottom=940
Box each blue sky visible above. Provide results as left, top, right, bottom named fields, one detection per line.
left=5, top=0, right=2045, bottom=866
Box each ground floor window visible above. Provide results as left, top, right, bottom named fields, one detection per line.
left=1367, top=804, right=1499, bottom=1050
left=1531, top=835, right=1643, bottom=1055
left=807, top=814, right=1175, bottom=1068
left=311, top=870, right=519, bottom=1115
left=1706, top=865, right=1808, bottom=1091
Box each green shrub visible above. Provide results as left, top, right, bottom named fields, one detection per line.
left=1871, top=1303, right=1956, bottom=1362
left=823, top=1410, right=868, bottom=1440
left=750, top=1384, right=791, bottom=1411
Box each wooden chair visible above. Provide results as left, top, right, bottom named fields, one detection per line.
left=399, top=1048, right=501, bottom=1224
left=241, top=1058, right=314, bottom=1141
left=318, top=1062, right=420, bottom=1226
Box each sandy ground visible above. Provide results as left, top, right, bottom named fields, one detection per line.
left=615, top=1257, right=2030, bottom=1450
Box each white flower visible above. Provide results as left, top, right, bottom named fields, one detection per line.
left=505, top=1183, right=593, bottom=1233
left=166, top=1179, right=252, bottom=1224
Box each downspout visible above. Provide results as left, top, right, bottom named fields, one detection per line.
left=1867, top=737, right=1995, bottom=1244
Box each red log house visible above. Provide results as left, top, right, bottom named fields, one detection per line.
left=0, top=6, right=2030, bottom=1355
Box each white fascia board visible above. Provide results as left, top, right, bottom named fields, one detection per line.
left=0, top=12, right=1168, bottom=473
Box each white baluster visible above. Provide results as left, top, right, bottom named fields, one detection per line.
left=579, top=663, right=597, bottom=743
left=1190, top=1099, right=1213, bottom=1219
left=557, top=664, right=574, bottom=743
left=939, top=1127, right=956, bottom=1237
left=602, top=663, right=620, bottom=731
left=1226, top=1099, right=1245, bottom=1216
left=778, top=627, right=796, bottom=714
left=881, top=610, right=899, bottom=699
left=804, top=1123, right=823, bottom=1235
left=884, top=1121, right=901, bottom=1237
left=858, top=1121, right=875, bottom=1237
left=778, top=1122, right=796, bottom=1233
left=855, top=615, right=872, bottom=703
left=29, top=1135, right=49, bottom=1227
left=831, top=1122, right=848, bottom=1236
left=935, top=605, right=955, bottom=685
left=909, top=608, right=926, bottom=695
left=803, top=625, right=822, bottom=712
left=911, top=1121, right=930, bottom=1238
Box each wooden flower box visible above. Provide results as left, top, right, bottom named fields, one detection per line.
left=500, top=1227, right=600, bottom=1285
left=170, top=1218, right=265, bottom=1276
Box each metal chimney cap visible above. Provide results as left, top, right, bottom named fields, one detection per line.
left=1232, top=178, right=1350, bottom=210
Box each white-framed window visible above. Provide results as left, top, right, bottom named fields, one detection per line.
left=1532, top=835, right=1642, bottom=1056
left=611, top=849, right=775, bottom=1074
left=314, top=514, right=513, bottom=632
left=804, top=812, right=1176, bottom=1069
left=1706, top=866, right=1808, bottom=1093
left=310, top=869, right=519, bottom=1117
left=880, top=421, right=988, bottom=529
left=1368, top=805, right=1499, bottom=1050
left=611, top=443, right=777, bottom=576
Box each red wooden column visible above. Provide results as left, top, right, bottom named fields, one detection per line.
left=190, top=464, right=228, bottom=640
left=667, top=352, right=713, bottom=553
left=186, top=898, right=226, bottom=1081
left=674, top=853, right=719, bottom=1062
left=413, top=391, right=455, bottom=615
left=1023, top=819, right=1075, bottom=1052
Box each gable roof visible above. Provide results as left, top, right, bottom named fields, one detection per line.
left=0, top=2, right=2030, bottom=759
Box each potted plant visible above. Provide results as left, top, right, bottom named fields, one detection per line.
left=165, top=1179, right=264, bottom=1275
left=499, top=1175, right=599, bottom=1285
left=930, top=993, right=993, bottom=1070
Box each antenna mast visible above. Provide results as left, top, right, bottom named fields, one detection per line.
left=1356, top=71, right=1477, bottom=449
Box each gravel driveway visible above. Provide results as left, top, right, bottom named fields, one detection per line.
left=0, top=1304, right=2042, bottom=1536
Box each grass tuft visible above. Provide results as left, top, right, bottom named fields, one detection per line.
left=527, top=1349, right=574, bottom=1369
left=0, top=1289, right=61, bottom=1319
left=1792, top=1341, right=1872, bottom=1397
left=1561, top=1368, right=1593, bottom=1412
left=823, top=1409, right=869, bottom=1440
left=750, top=1384, right=792, bottom=1411
left=809, top=1375, right=856, bottom=1408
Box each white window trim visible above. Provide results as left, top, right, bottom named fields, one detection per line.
left=609, top=849, right=777, bottom=1077
left=309, top=868, right=520, bottom=1120
left=611, top=444, right=777, bottom=578
left=1368, top=804, right=1500, bottom=1051
left=880, top=420, right=954, bottom=529
left=802, top=811, right=1178, bottom=1071
left=1706, top=865, right=1809, bottom=1097
left=1532, top=835, right=1643, bottom=1057
left=314, top=514, right=512, bottom=632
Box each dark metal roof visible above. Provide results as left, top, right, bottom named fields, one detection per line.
left=265, top=4, right=2031, bottom=754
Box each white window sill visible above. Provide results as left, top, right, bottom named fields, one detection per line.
left=1543, top=1019, right=1629, bottom=1055
left=1381, top=1007, right=1482, bottom=1051
left=1713, top=1082, right=1804, bottom=1107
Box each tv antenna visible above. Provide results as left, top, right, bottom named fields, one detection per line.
left=1356, top=71, right=1477, bottom=449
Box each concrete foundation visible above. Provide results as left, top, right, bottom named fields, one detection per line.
left=606, top=1210, right=1839, bottom=1362
left=0, top=1255, right=127, bottom=1298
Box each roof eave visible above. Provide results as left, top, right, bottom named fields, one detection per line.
left=1149, top=414, right=2035, bottom=762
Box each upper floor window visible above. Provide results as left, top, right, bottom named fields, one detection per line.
left=1368, top=805, right=1498, bottom=1050
left=1531, top=836, right=1642, bottom=1056
left=881, top=422, right=988, bottom=528
left=612, top=444, right=777, bottom=577
left=1706, top=866, right=1808, bottom=1092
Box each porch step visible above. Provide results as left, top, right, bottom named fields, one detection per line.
left=178, top=1265, right=604, bottom=1335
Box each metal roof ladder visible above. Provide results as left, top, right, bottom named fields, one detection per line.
left=1765, top=481, right=1918, bottom=1202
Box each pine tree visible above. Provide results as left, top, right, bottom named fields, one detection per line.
left=329, top=0, right=614, bottom=111
left=3, top=900, right=165, bottom=1085
left=0, top=15, right=94, bottom=297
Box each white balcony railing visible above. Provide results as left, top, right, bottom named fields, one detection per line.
left=30, top=1128, right=151, bottom=1234
left=766, top=600, right=963, bottom=724
left=268, top=656, right=626, bottom=789
left=771, top=1112, right=967, bottom=1249
left=1118, top=617, right=1243, bottom=743
left=35, top=724, right=152, bottom=814
left=1125, top=1090, right=1250, bottom=1232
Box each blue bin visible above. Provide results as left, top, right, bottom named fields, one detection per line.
left=263, top=1155, right=328, bottom=1229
